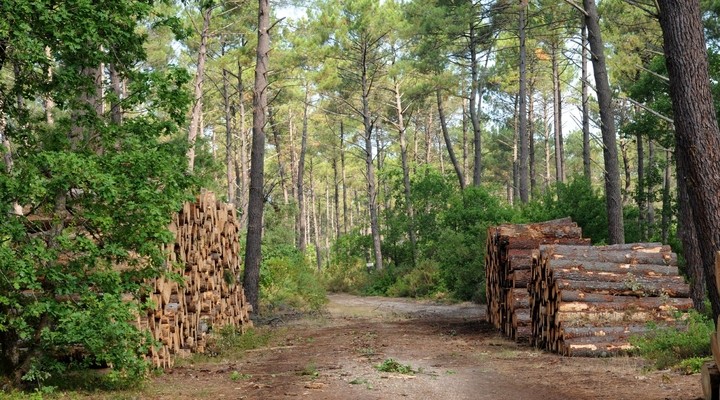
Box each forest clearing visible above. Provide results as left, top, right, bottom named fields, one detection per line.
left=5, top=0, right=720, bottom=398
left=87, top=294, right=702, bottom=400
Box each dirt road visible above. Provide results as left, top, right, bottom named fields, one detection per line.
left=148, top=294, right=703, bottom=400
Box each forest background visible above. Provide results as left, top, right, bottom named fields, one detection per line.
left=2, top=0, right=720, bottom=388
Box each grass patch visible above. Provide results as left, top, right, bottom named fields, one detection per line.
left=374, top=358, right=415, bottom=375
left=630, top=311, right=713, bottom=373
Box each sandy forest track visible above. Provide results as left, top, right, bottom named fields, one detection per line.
left=144, top=294, right=702, bottom=400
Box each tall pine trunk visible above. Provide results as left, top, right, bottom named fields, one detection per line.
left=243, top=0, right=270, bottom=314
left=437, top=89, right=466, bottom=190
left=518, top=0, right=529, bottom=202
left=658, top=0, right=720, bottom=320
left=187, top=4, right=212, bottom=172
left=584, top=0, right=625, bottom=244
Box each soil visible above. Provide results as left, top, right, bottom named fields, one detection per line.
left=143, top=294, right=703, bottom=400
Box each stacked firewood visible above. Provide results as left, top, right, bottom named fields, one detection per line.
left=485, top=218, right=590, bottom=342
left=531, top=243, right=692, bottom=357
left=138, top=191, right=253, bottom=369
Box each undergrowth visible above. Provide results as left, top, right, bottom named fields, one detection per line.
left=630, top=311, right=713, bottom=373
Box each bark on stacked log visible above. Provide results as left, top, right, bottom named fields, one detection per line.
left=531, top=243, right=692, bottom=357
left=139, top=191, right=253, bottom=369
left=485, top=218, right=590, bottom=342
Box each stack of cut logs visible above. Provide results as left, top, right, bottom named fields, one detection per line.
left=701, top=253, right=720, bottom=400
left=138, top=191, right=253, bottom=369
left=485, top=218, right=590, bottom=342
left=530, top=243, right=692, bottom=357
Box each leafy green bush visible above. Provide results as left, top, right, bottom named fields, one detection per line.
left=437, top=186, right=516, bottom=301
left=322, top=231, right=373, bottom=294
left=630, top=311, right=713, bottom=372
left=386, top=259, right=443, bottom=298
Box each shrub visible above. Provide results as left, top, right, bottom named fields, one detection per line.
left=630, top=311, right=713, bottom=372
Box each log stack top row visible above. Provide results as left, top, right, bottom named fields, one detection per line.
left=485, top=218, right=693, bottom=357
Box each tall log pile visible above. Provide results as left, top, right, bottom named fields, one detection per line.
left=485, top=218, right=590, bottom=342
left=531, top=243, right=692, bottom=357
left=138, top=191, right=253, bottom=369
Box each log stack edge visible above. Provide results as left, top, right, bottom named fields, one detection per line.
left=138, top=191, right=253, bottom=369
left=485, top=218, right=693, bottom=359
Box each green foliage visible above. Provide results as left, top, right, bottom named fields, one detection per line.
left=436, top=186, right=516, bottom=301
left=522, top=177, right=608, bottom=243
left=385, top=260, right=443, bottom=298
left=630, top=311, right=713, bottom=372
left=323, top=231, right=373, bottom=293
left=0, top=0, right=195, bottom=387
left=258, top=205, right=327, bottom=312
left=374, top=358, right=415, bottom=374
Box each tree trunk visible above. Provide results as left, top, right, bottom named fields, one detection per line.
left=296, top=87, right=309, bottom=253
left=584, top=0, right=625, bottom=244
left=581, top=20, right=591, bottom=180
left=362, top=66, right=383, bottom=271
left=395, top=81, right=417, bottom=264
left=513, top=94, right=520, bottom=203
left=310, top=159, right=322, bottom=271
left=543, top=95, right=552, bottom=191
left=340, top=122, right=348, bottom=234
left=243, top=0, right=270, bottom=314
left=268, top=104, right=289, bottom=205
left=658, top=0, right=720, bottom=321
left=620, top=138, right=631, bottom=205
left=552, top=43, right=565, bottom=184
left=529, top=82, right=536, bottom=195
left=518, top=0, right=529, bottom=202
left=637, top=133, right=646, bottom=241
left=187, top=4, right=212, bottom=173
left=462, top=95, right=469, bottom=180
left=661, top=148, right=671, bottom=243
left=469, top=23, right=482, bottom=186
left=333, top=156, right=341, bottom=239
left=237, top=60, right=249, bottom=223
left=677, top=148, right=706, bottom=313
left=222, top=65, right=235, bottom=204
left=425, top=112, right=432, bottom=165
left=109, top=64, right=123, bottom=125
left=648, top=140, right=657, bottom=238
left=437, top=89, right=466, bottom=190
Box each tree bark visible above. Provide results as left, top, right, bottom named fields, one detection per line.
left=529, top=81, right=536, bottom=195
left=243, top=0, right=270, bottom=314
left=584, top=0, right=625, bottom=244
left=437, top=89, right=466, bottom=190
left=677, top=149, right=706, bottom=313
left=648, top=140, right=657, bottom=238
left=658, top=0, right=720, bottom=321
left=268, top=104, right=289, bottom=205
left=340, top=122, right=348, bottom=234
left=581, top=20, right=591, bottom=180
left=551, top=43, right=565, bottom=184
left=469, top=23, right=482, bottom=186
left=637, top=133, right=646, bottom=240
left=360, top=51, right=383, bottom=271
left=296, top=87, right=309, bottom=253
left=187, top=4, right=212, bottom=173
left=236, top=60, right=249, bottom=223
left=518, top=0, right=529, bottom=202
left=222, top=65, right=235, bottom=204
left=394, top=80, right=417, bottom=264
